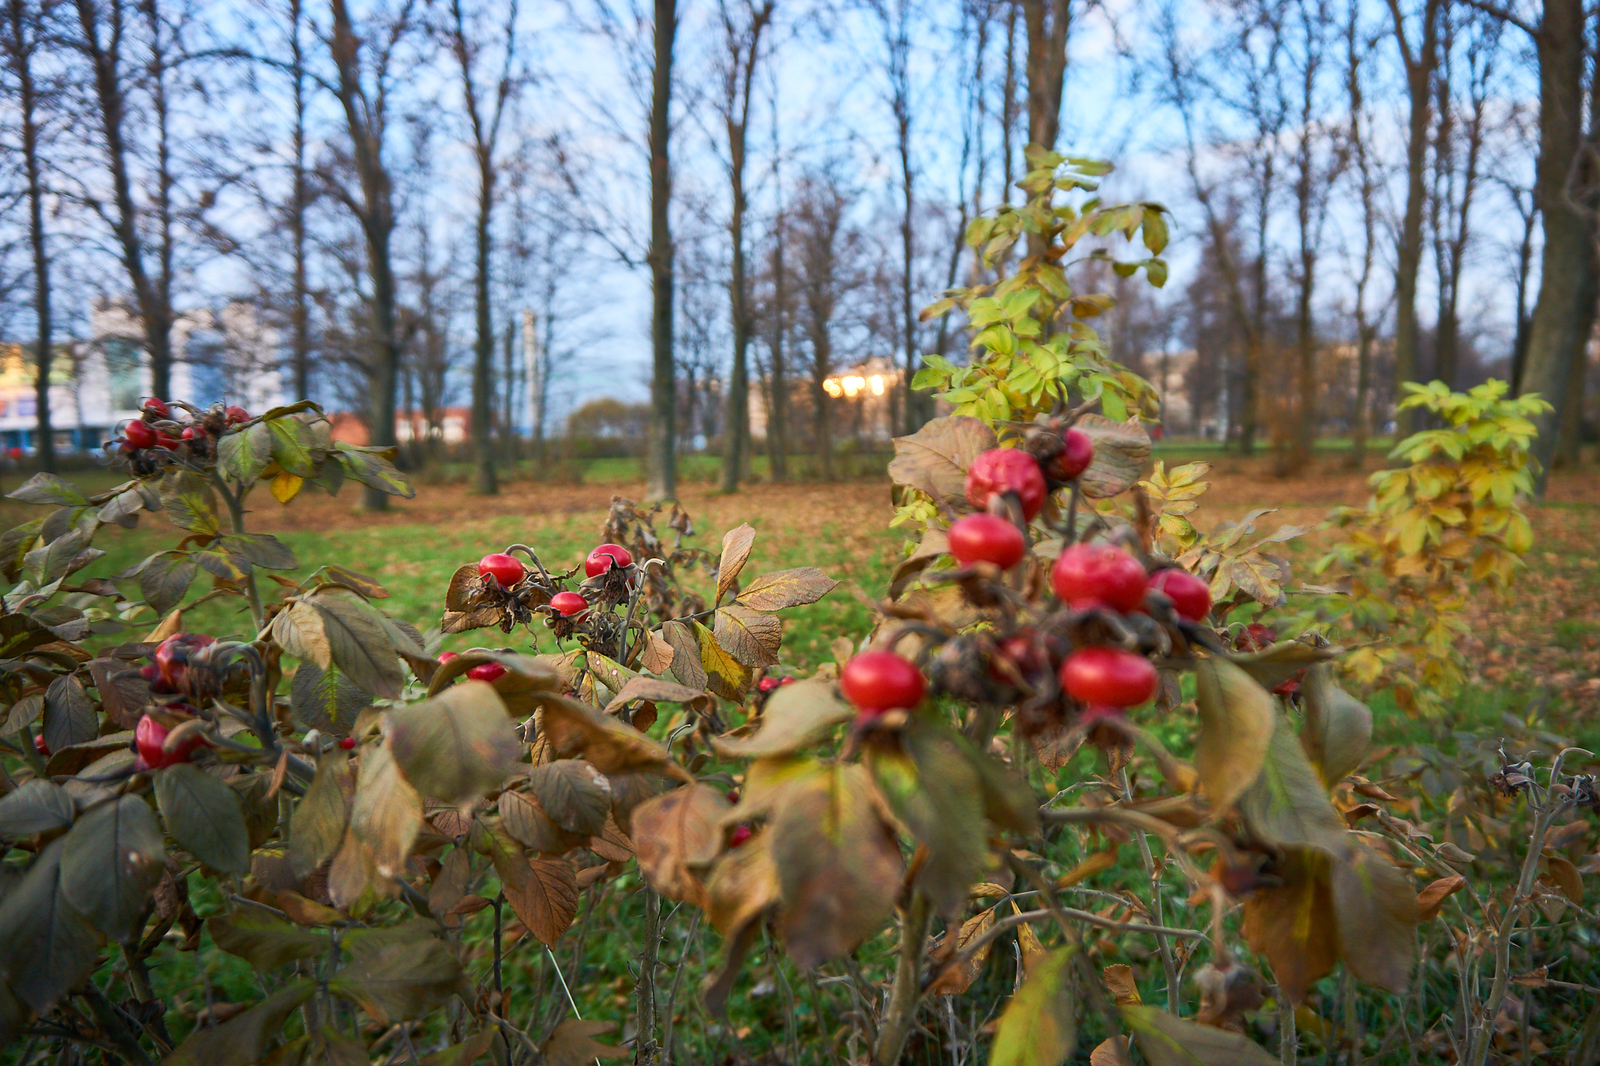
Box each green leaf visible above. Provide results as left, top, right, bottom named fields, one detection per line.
left=1193, top=657, right=1276, bottom=811
left=290, top=753, right=353, bottom=878
left=0, top=839, right=102, bottom=1012
left=138, top=551, right=199, bottom=616
left=1123, top=1004, right=1278, bottom=1065
left=1238, top=715, right=1348, bottom=854
left=163, top=979, right=315, bottom=1066
left=1301, top=665, right=1372, bottom=783
left=228, top=533, right=299, bottom=570
left=290, top=664, right=369, bottom=734
left=386, top=682, right=521, bottom=805
left=206, top=912, right=326, bottom=969
left=59, top=796, right=165, bottom=942
left=867, top=719, right=987, bottom=919
left=217, top=422, right=274, bottom=484
left=266, top=417, right=319, bottom=476
left=5, top=473, right=88, bottom=507
left=42, top=673, right=98, bottom=753
left=155, top=763, right=251, bottom=873
left=711, top=678, right=854, bottom=758
left=0, top=779, right=75, bottom=837
left=989, top=946, right=1076, bottom=1066
left=158, top=470, right=221, bottom=535
left=770, top=763, right=902, bottom=968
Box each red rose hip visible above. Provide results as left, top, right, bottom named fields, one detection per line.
left=965, top=448, right=1048, bottom=521
left=584, top=543, right=634, bottom=577
left=135, top=713, right=208, bottom=770
left=478, top=552, right=525, bottom=587
left=1059, top=647, right=1158, bottom=708
left=142, top=397, right=171, bottom=419
left=1052, top=543, right=1148, bottom=612
left=840, top=651, right=925, bottom=713
left=1147, top=569, right=1212, bottom=622
left=728, top=825, right=753, bottom=848
left=467, top=662, right=507, bottom=682
left=124, top=419, right=158, bottom=449
left=550, top=591, right=588, bottom=618
left=225, top=405, right=250, bottom=425
left=947, top=513, right=1027, bottom=570
left=1046, top=427, right=1095, bottom=481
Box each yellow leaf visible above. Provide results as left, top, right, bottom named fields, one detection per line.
left=271, top=471, right=305, bottom=504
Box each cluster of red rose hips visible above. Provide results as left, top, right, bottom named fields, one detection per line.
left=115, top=397, right=249, bottom=465
left=128, top=633, right=220, bottom=770
left=836, top=425, right=1227, bottom=729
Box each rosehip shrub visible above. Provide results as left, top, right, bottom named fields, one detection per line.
left=965, top=447, right=1048, bottom=520
left=947, top=513, right=1027, bottom=569
left=123, top=419, right=158, bottom=449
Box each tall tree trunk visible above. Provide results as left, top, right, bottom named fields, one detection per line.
left=1556, top=342, right=1587, bottom=464
left=9, top=0, right=52, bottom=470
left=767, top=222, right=789, bottom=481
left=471, top=165, right=498, bottom=494
left=75, top=0, right=174, bottom=398
left=290, top=0, right=310, bottom=403
left=503, top=315, right=517, bottom=463
left=329, top=0, right=401, bottom=511
left=813, top=333, right=833, bottom=481
left=1388, top=0, right=1441, bottom=436
left=645, top=0, right=678, bottom=501
left=721, top=117, right=752, bottom=492
left=1022, top=0, right=1068, bottom=261
left=1518, top=0, right=1597, bottom=491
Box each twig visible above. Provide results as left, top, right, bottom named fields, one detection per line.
left=874, top=891, right=931, bottom=1066
left=1121, top=768, right=1181, bottom=1014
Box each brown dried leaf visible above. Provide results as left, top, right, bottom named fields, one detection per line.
left=736, top=567, right=840, bottom=612
left=349, top=742, right=422, bottom=883
left=1302, top=666, right=1373, bottom=783
left=661, top=620, right=708, bottom=691
left=1240, top=852, right=1338, bottom=1004
left=386, top=683, right=521, bottom=805
left=1416, top=875, right=1467, bottom=921
left=888, top=415, right=998, bottom=506
left=1104, top=963, right=1143, bottom=1006
left=712, top=678, right=854, bottom=758
left=499, top=855, right=579, bottom=947
left=926, top=907, right=997, bottom=996
left=541, top=1019, right=629, bottom=1065
left=639, top=629, right=675, bottom=674
left=713, top=604, right=782, bottom=669
left=1076, top=414, right=1151, bottom=499
left=533, top=692, right=677, bottom=776
left=716, top=523, right=757, bottom=605
left=1543, top=852, right=1584, bottom=904
left=602, top=675, right=709, bottom=716
left=526, top=760, right=613, bottom=837
left=629, top=784, right=731, bottom=907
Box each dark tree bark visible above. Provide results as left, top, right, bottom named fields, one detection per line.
left=74, top=0, right=175, bottom=398
left=5, top=0, right=54, bottom=470
left=645, top=0, right=678, bottom=501
left=446, top=0, right=518, bottom=496
left=288, top=0, right=311, bottom=403
left=1386, top=0, right=1443, bottom=435
left=327, top=0, right=410, bottom=511
left=718, top=0, right=774, bottom=494
left=1022, top=0, right=1069, bottom=153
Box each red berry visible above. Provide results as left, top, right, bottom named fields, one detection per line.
left=779, top=676, right=796, bottom=686
left=181, top=425, right=205, bottom=441
left=728, top=825, right=753, bottom=848
left=1147, top=569, right=1212, bottom=622
left=467, top=662, right=507, bottom=682
left=1272, top=670, right=1305, bottom=697
left=965, top=449, right=1048, bottom=521
left=154, top=432, right=181, bottom=450
left=135, top=713, right=208, bottom=770
left=584, top=543, right=634, bottom=577
left=1059, top=647, right=1159, bottom=708
left=948, top=513, right=1027, bottom=570
left=5, top=446, right=21, bottom=461
left=339, top=736, right=357, bottom=750
left=124, top=420, right=158, bottom=449
left=758, top=676, right=781, bottom=692
left=840, top=651, right=925, bottom=713
left=439, top=651, right=460, bottom=664
left=225, top=405, right=250, bottom=425
left=152, top=633, right=216, bottom=690
left=33, top=735, right=49, bottom=757
left=142, top=397, right=171, bottom=419
left=139, top=663, right=159, bottom=681
left=726, top=789, right=741, bottom=803
left=1235, top=624, right=1276, bottom=653
left=550, top=591, right=588, bottom=618
left=1046, top=427, right=1096, bottom=481
left=1052, top=543, right=1148, bottom=612
left=478, top=552, right=526, bottom=587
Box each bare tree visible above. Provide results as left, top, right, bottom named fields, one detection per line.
left=1343, top=0, right=1388, bottom=466
left=717, top=0, right=774, bottom=493
left=3, top=0, right=59, bottom=469
left=323, top=0, right=417, bottom=510
left=1385, top=0, right=1443, bottom=434
left=72, top=0, right=178, bottom=397
left=792, top=173, right=854, bottom=481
